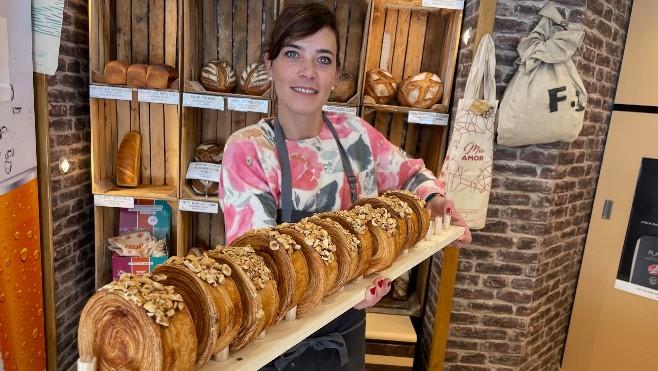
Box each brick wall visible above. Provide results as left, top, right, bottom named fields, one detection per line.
left=418, top=0, right=632, bottom=370
left=47, top=0, right=94, bottom=369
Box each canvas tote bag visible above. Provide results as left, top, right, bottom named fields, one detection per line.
left=439, top=34, right=497, bottom=229
left=497, top=4, right=587, bottom=146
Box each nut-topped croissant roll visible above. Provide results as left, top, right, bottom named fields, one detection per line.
left=153, top=254, right=238, bottom=360
left=309, top=215, right=361, bottom=284
left=275, top=224, right=327, bottom=315
left=352, top=197, right=407, bottom=255
left=383, top=190, right=431, bottom=246
left=78, top=273, right=197, bottom=371
left=207, top=246, right=279, bottom=350
left=380, top=195, right=416, bottom=251
left=348, top=203, right=399, bottom=275
left=321, top=210, right=373, bottom=279
left=230, top=228, right=304, bottom=324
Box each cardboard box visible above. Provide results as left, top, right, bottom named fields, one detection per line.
left=119, top=199, right=171, bottom=242
left=112, top=253, right=168, bottom=281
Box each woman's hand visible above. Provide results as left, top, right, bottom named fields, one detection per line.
left=426, top=195, right=472, bottom=247
left=353, top=278, right=391, bottom=310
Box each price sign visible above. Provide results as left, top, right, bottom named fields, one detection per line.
left=89, top=85, right=133, bottom=101
left=185, top=162, right=221, bottom=182
left=421, top=0, right=464, bottom=10
left=179, top=199, right=219, bottom=214
left=407, top=111, right=449, bottom=126
left=94, top=195, right=135, bottom=208
left=227, top=97, right=269, bottom=113
left=138, top=89, right=180, bottom=105
left=183, top=93, right=225, bottom=110
left=322, top=105, right=358, bottom=116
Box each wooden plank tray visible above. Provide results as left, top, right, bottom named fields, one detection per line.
left=199, top=225, right=464, bottom=370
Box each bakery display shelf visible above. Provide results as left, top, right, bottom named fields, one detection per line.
left=91, top=181, right=178, bottom=202
left=179, top=185, right=220, bottom=203
left=362, top=102, right=449, bottom=114
left=183, top=81, right=271, bottom=101
left=199, top=226, right=464, bottom=371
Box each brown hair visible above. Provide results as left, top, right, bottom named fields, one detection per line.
left=264, top=2, right=341, bottom=68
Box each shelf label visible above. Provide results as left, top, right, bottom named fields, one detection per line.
left=180, top=199, right=219, bottom=214
left=94, top=195, right=135, bottom=208
left=138, top=89, right=179, bottom=105
left=89, top=85, right=133, bottom=101
left=227, top=97, right=269, bottom=113
left=407, top=111, right=449, bottom=126
left=322, top=105, right=358, bottom=116
left=422, top=0, right=464, bottom=10
left=185, top=162, right=221, bottom=182
left=183, top=93, right=225, bottom=110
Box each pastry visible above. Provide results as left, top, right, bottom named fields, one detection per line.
left=200, top=61, right=237, bottom=93
left=239, top=62, right=271, bottom=96
left=397, top=72, right=443, bottom=108
left=364, top=68, right=397, bottom=104
left=380, top=195, right=416, bottom=251
left=78, top=273, right=197, bottom=371
left=383, top=190, right=431, bottom=246
left=116, top=131, right=141, bottom=187
left=207, top=246, right=278, bottom=350
left=153, top=254, right=238, bottom=360
left=329, top=71, right=356, bottom=103
left=321, top=209, right=373, bottom=279
left=146, top=64, right=179, bottom=89
left=126, top=64, right=148, bottom=87
left=104, top=60, right=129, bottom=85
left=190, top=143, right=223, bottom=197
left=309, top=215, right=361, bottom=285
left=348, top=203, right=399, bottom=275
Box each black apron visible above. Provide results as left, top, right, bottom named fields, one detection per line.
left=260, top=114, right=366, bottom=371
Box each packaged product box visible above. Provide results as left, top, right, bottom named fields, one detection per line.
left=112, top=254, right=169, bottom=281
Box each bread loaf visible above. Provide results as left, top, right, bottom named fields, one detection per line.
left=126, top=64, right=148, bottom=87
left=116, top=131, right=141, bottom=187
left=364, top=68, right=397, bottom=105
left=146, top=64, right=179, bottom=89
left=329, top=71, right=356, bottom=103
left=191, top=143, right=223, bottom=197
left=397, top=72, right=443, bottom=109
left=240, top=63, right=271, bottom=96
left=104, top=60, right=129, bottom=85
left=200, top=61, right=237, bottom=93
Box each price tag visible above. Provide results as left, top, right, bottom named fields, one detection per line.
left=138, top=89, right=180, bottom=105
left=89, top=85, right=133, bottom=101
left=94, top=195, right=135, bottom=208
left=227, top=97, right=269, bottom=113
left=421, top=0, right=464, bottom=10
left=183, top=93, right=225, bottom=110
left=322, top=105, right=358, bottom=116
left=185, top=162, right=221, bottom=182
left=179, top=199, right=219, bottom=214
left=407, top=111, right=449, bottom=126
left=468, top=99, right=496, bottom=119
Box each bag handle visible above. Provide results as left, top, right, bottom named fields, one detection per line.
left=464, top=34, right=496, bottom=101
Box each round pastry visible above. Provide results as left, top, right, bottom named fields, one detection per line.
left=200, top=61, right=237, bottom=93
left=240, top=62, right=271, bottom=96
left=397, top=72, right=443, bottom=109
left=190, top=143, right=223, bottom=197
left=380, top=195, right=416, bottom=252
left=321, top=209, right=373, bottom=279
left=104, top=60, right=129, bottom=85
left=329, top=71, right=356, bottom=103
left=365, top=68, right=397, bottom=104
left=78, top=273, right=197, bottom=371
left=348, top=202, right=399, bottom=275
left=207, top=245, right=278, bottom=351
left=153, top=254, right=238, bottom=357
left=383, top=190, right=431, bottom=246
left=309, top=215, right=361, bottom=285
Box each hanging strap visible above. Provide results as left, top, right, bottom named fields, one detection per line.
left=273, top=113, right=358, bottom=223
left=463, top=34, right=496, bottom=101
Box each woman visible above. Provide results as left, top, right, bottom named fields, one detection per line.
left=219, top=3, right=472, bottom=370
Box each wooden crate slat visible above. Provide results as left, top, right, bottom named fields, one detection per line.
left=440, top=11, right=462, bottom=107
left=149, top=105, right=166, bottom=185
left=90, top=100, right=102, bottom=188
left=344, top=1, right=366, bottom=79
left=164, top=104, right=179, bottom=188
left=102, top=101, right=112, bottom=179
left=388, top=9, right=411, bottom=148
left=380, top=8, right=397, bottom=71
left=421, top=11, right=446, bottom=76
left=149, top=0, right=165, bottom=64
left=89, top=1, right=100, bottom=73
left=108, top=100, right=117, bottom=180
left=334, top=2, right=350, bottom=67
left=116, top=0, right=132, bottom=62
left=211, top=213, right=225, bottom=247
left=165, top=0, right=179, bottom=67
left=245, top=0, right=265, bottom=132
left=201, top=0, right=219, bottom=138
left=364, top=0, right=385, bottom=71
left=132, top=0, right=149, bottom=63
left=103, top=0, right=111, bottom=63
left=402, top=10, right=427, bottom=77
left=139, top=102, right=151, bottom=184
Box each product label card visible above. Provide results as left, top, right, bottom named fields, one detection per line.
left=94, top=194, right=135, bottom=208
left=468, top=99, right=496, bottom=118
left=89, top=85, right=133, bottom=101
left=138, top=89, right=179, bottom=105
left=185, top=162, right=221, bottom=181
left=407, top=111, right=449, bottom=126
left=179, top=199, right=219, bottom=214
left=183, top=93, right=225, bottom=110
left=227, top=97, right=269, bottom=113
left=322, top=105, right=358, bottom=116
left=422, top=0, right=464, bottom=10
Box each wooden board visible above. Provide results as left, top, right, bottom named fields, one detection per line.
left=199, top=226, right=464, bottom=370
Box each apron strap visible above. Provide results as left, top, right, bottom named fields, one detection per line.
left=273, top=113, right=358, bottom=223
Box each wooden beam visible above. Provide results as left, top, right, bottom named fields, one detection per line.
left=34, top=72, right=58, bottom=371
left=428, top=245, right=461, bottom=370
left=472, top=0, right=498, bottom=54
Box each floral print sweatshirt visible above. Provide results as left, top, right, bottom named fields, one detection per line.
left=219, top=112, right=446, bottom=244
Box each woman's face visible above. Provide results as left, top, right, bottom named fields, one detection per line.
left=265, top=27, right=339, bottom=119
